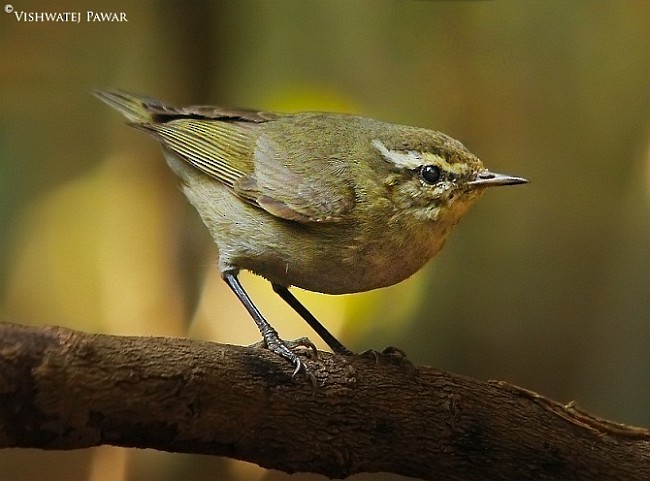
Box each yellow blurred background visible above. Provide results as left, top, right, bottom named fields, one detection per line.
left=1, top=1, right=650, bottom=480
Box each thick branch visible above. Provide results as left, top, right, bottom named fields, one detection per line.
left=0, top=323, right=648, bottom=480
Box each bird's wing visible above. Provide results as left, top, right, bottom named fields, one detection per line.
left=147, top=117, right=356, bottom=223
left=97, top=91, right=355, bottom=223
left=139, top=118, right=257, bottom=190
left=232, top=134, right=356, bottom=223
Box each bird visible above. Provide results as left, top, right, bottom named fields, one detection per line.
left=95, top=90, right=527, bottom=379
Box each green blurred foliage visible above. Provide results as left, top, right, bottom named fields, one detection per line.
left=1, top=1, right=650, bottom=480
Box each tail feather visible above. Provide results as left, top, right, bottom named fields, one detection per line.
left=95, top=89, right=279, bottom=125
left=93, top=90, right=173, bottom=124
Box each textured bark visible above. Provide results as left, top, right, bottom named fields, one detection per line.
left=0, top=323, right=648, bottom=480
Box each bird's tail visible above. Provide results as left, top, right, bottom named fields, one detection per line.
left=93, top=90, right=172, bottom=124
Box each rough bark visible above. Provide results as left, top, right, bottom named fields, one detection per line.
left=0, top=322, right=648, bottom=480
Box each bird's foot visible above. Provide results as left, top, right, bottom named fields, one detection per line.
left=250, top=336, right=318, bottom=389
left=361, top=345, right=409, bottom=363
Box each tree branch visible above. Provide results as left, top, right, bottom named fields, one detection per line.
left=0, top=322, right=648, bottom=480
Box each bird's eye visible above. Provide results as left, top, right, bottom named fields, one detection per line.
left=419, top=165, right=442, bottom=184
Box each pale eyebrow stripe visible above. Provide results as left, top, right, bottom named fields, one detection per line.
left=372, top=139, right=472, bottom=178
left=371, top=139, right=424, bottom=169
left=372, top=139, right=459, bottom=173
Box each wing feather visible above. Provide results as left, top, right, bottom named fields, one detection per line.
left=97, top=91, right=356, bottom=224
left=138, top=119, right=254, bottom=188
left=233, top=134, right=356, bottom=222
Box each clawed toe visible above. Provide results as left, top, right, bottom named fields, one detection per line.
left=361, top=345, right=409, bottom=363
left=380, top=346, right=408, bottom=358
left=289, top=356, right=318, bottom=391
left=283, top=336, right=319, bottom=359
left=252, top=335, right=319, bottom=388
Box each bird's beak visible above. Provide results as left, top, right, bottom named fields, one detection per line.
left=468, top=171, right=528, bottom=188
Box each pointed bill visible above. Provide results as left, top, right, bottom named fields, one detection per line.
left=467, top=171, right=528, bottom=188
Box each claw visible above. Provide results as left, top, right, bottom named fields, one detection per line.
left=290, top=357, right=303, bottom=378
left=284, top=336, right=319, bottom=360
left=289, top=356, right=318, bottom=392
left=381, top=346, right=408, bottom=358
left=360, top=346, right=409, bottom=365
left=252, top=334, right=318, bottom=389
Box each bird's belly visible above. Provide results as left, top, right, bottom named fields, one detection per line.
left=243, top=224, right=448, bottom=295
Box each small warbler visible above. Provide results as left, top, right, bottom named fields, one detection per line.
left=95, top=90, right=527, bottom=378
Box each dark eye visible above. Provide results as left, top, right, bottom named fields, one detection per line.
left=419, top=165, right=441, bottom=184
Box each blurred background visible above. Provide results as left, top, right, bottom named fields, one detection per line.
left=1, top=1, right=650, bottom=480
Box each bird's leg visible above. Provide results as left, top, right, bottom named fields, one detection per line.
left=222, top=271, right=317, bottom=381
left=272, top=283, right=354, bottom=356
